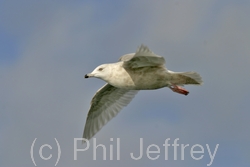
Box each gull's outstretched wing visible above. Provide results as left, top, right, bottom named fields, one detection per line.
left=120, top=45, right=166, bottom=69
left=83, top=84, right=139, bottom=141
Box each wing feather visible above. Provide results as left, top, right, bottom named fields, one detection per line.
left=120, top=45, right=165, bottom=68
left=83, top=84, right=139, bottom=140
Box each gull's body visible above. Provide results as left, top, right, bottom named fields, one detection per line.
left=83, top=45, right=203, bottom=141
left=94, top=61, right=169, bottom=90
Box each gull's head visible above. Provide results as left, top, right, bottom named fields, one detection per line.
left=85, top=64, right=111, bottom=80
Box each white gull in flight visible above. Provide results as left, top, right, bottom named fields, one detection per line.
left=83, top=45, right=203, bottom=141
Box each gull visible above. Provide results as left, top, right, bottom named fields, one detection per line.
left=83, top=45, right=203, bottom=141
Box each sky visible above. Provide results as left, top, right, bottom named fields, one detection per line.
left=1, top=0, right=250, bottom=166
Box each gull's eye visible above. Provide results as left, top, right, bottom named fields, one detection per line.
left=98, top=68, right=103, bottom=71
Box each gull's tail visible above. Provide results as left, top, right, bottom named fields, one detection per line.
left=168, top=71, right=203, bottom=85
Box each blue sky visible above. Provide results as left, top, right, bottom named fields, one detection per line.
left=1, top=0, right=250, bottom=166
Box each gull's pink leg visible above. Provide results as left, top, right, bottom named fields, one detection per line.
left=170, top=85, right=189, bottom=96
